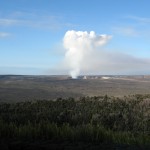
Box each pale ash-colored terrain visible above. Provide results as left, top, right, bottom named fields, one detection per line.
left=0, top=75, right=150, bottom=102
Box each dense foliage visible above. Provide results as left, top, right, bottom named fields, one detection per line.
left=0, top=95, right=150, bottom=149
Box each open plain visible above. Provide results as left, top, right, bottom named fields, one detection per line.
left=1, top=75, right=150, bottom=102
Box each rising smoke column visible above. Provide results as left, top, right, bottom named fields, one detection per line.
left=63, top=30, right=111, bottom=78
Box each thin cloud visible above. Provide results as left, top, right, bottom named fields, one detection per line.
left=113, top=26, right=139, bottom=37
left=112, top=15, right=150, bottom=37
left=0, top=18, right=60, bottom=30
left=0, top=19, right=21, bottom=26
left=0, top=32, right=11, bottom=38
left=127, top=15, right=150, bottom=24
left=0, top=11, right=75, bottom=30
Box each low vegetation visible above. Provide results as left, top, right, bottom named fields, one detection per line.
left=0, top=94, right=150, bottom=149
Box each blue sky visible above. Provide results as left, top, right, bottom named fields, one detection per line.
left=1, top=0, right=150, bottom=75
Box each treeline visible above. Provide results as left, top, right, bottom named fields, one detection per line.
left=0, top=95, right=150, bottom=149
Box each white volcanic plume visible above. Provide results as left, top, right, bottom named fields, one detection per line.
left=63, top=30, right=112, bottom=78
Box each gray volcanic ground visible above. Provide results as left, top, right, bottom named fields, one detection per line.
left=0, top=75, right=150, bottom=102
